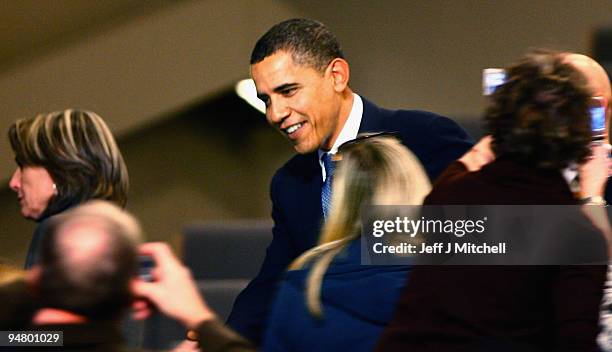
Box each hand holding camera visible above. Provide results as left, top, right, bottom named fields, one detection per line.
left=131, top=242, right=215, bottom=330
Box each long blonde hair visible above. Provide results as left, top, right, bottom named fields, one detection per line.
left=290, top=135, right=431, bottom=317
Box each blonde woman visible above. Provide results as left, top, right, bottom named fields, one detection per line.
left=131, top=134, right=431, bottom=352
left=262, top=134, right=431, bottom=351
left=8, top=109, right=128, bottom=268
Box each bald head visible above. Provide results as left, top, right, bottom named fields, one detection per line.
left=563, top=53, right=612, bottom=142
left=54, top=216, right=116, bottom=282
left=38, top=201, right=139, bottom=320
left=563, top=53, right=611, bottom=98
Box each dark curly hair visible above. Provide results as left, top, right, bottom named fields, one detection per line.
left=485, top=49, right=593, bottom=170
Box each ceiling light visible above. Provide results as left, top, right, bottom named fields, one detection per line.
left=235, top=79, right=265, bottom=114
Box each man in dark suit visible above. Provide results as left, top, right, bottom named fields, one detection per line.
left=226, top=18, right=474, bottom=344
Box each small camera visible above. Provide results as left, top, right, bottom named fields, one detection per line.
left=590, top=96, right=607, bottom=140
left=482, top=68, right=506, bottom=96
left=138, top=255, right=155, bottom=282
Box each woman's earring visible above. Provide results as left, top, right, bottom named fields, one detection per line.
left=53, top=183, right=58, bottom=196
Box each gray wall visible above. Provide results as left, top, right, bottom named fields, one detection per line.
left=295, top=0, right=612, bottom=116
left=1, top=0, right=611, bottom=266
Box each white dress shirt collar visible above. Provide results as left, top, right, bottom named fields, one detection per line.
left=318, top=93, right=363, bottom=181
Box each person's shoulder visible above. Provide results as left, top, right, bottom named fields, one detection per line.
left=373, top=103, right=442, bottom=125
left=425, top=164, right=485, bottom=204
left=276, top=152, right=318, bottom=175
left=379, top=107, right=470, bottom=148
left=387, top=107, right=446, bottom=120
left=375, top=106, right=465, bottom=137
left=361, top=96, right=444, bottom=122
left=387, top=108, right=465, bottom=132
left=361, top=97, right=466, bottom=134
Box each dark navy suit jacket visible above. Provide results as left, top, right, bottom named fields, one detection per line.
left=226, top=97, right=474, bottom=344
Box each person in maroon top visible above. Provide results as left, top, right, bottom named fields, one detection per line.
left=375, top=50, right=609, bottom=352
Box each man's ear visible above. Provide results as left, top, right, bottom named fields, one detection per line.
left=327, top=58, right=350, bottom=92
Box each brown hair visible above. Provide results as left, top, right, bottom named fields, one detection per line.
left=9, top=109, right=128, bottom=219
left=485, top=49, right=592, bottom=169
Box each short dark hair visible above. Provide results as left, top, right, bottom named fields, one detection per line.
left=8, top=109, right=129, bottom=220
left=485, top=49, right=592, bottom=170
left=37, top=204, right=139, bottom=321
left=250, top=18, right=344, bottom=72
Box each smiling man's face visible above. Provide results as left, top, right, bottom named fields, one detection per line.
left=251, top=50, right=343, bottom=154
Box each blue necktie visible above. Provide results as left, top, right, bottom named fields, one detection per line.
left=321, top=153, right=335, bottom=220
